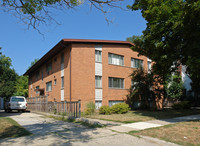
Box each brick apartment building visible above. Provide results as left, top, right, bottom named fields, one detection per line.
left=24, top=39, right=150, bottom=110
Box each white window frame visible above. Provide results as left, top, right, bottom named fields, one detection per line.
left=109, top=101, right=124, bottom=107
left=95, top=76, right=102, bottom=88
left=108, top=53, right=124, bottom=66
left=148, top=61, right=152, bottom=72
left=95, top=101, right=102, bottom=109
left=95, top=50, right=102, bottom=62
left=61, top=77, right=64, bottom=89
left=109, top=77, right=124, bottom=89
left=46, top=81, right=52, bottom=92
left=131, top=58, right=144, bottom=68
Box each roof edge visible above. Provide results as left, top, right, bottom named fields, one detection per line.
left=24, top=39, right=134, bottom=76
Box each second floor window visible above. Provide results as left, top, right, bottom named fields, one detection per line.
left=108, top=53, right=124, bottom=66
left=131, top=58, right=143, bottom=68
left=46, top=81, right=52, bottom=91
left=61, top=77, right=64, bottom=88
left=35, top=70, right=40, bottom=80
left=46, top=62, right=52, bottom=75
left=109, top=77, right=124, bottom=89
left=95, top=50, right=102, bottom=62
left=95, top=76, right=102, bottom=88
left=61, top=53, right=64, bottom=64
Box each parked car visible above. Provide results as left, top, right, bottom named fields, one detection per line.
left=5, top=96, right=27, bottom=112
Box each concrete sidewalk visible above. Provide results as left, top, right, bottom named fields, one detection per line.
left=0, top=112, right=178, bottom=146
left=108, top=114, right=200, bottom=132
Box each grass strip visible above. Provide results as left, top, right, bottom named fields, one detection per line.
left=0, top=117, right=32, bottom=139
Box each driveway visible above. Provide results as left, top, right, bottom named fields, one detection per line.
left=0, top=111, right=178, bottom=146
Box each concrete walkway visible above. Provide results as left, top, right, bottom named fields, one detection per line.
left=108, top=114, right=200, bottom=132
left=0, top=111, right=178, bottom=146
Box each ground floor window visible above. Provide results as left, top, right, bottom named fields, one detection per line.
left=109, top=100, right=124, bottom=107
left=36, top=86, right=40, bottom=94
left=95, top=101, right=102, bottom=109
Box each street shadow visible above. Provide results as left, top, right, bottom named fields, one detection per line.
left=0, top=110, right=23, bottom=117
left=0, top=118, right=103, bottom=145
left=131, top=109, right=200, bottom=123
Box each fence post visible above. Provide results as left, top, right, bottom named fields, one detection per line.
left=40, top=96, right=41, bottom=112
left=64, top=100, right=66, bottom=114
left=78, top=100, right=81, bottom=118
left=76, top=102, right=77, bottom=118
left=73, top=102, right=75, bottom=117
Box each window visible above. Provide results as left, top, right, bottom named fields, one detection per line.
left=95, top=101, right=102, bottom=109
left=61, top=77, right=64, bottom=88
left=95, top=50, right=102, bottom=62
left=46, top=81, right=52, bottom=91
left=109, top=77, right=124, bottom=89
left=41, top=71, right=43, bottom=81
left=148, top=61, right=151, bottom=72
left=108, top=53, right=124, bottom=66
left=46, top=62, right=52, bottom=75
left=35, top=70, right=40, bottom=80
left=109, top=101, right=124, bottom=107
left=54, top=57, right=57, bottom=62
left=36, top=86, right=40, bottom=94
left=61, top=53, right=64, bottom=64
left=54, top=79, right=57, bottom=85
left=131, top=58, right=143, bottom=68
left=95, top=76, right=102, bottom=88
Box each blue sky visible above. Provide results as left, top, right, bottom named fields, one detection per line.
left=0, top=1, right=146, bottom=75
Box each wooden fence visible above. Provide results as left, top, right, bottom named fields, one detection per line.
left=27, top=96, right=81, bottom=118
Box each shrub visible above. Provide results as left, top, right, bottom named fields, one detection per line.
left=111, top=103, right=130, bottom=114
left=172, top=101, right=191, bottom=109
left=85, top=101, right=95, bottom=115
left=99, top=106, right=111, bottom=115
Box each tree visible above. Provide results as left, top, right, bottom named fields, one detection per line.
left=128, top=0, right=200, bottom=95
left=14, top=75, right=29, bottom=97
left=126, top=68, right=155, bottom=110
left=165, top=73, right=184, bottom=100
left=27, top=58, right=39, bottom=70
left=0, top=54, right=18, bottom=98
left=1, top=0, right=124, bottom=32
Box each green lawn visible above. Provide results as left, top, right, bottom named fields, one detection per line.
left=83, top=109, right=200, bottom=123
left=0, top=117, right=32, bottom=139
left=129, top=120, right=200, bottom=146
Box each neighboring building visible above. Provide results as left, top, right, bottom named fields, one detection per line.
left=24, top=39, right=149, bottom=110
left=181, top=65, right=193, bottom=96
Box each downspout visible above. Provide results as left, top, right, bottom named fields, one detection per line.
left=70, top=45, right=72, bottom=111
left=60, top=41, right=72, bottom=111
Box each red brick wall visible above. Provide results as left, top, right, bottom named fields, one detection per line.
left=28, top=43, right=148, bottom=111
left=102, top=44, right=148, bottom=106
left=28, top=47, right=70, bottom=102
left=70, top=44, right=95, bottom=110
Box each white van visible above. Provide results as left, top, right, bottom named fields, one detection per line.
left=5, top=96, right=27, bottom=112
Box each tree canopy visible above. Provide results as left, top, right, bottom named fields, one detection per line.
left=128, top=0, right=200, bottom=93
left=0, top=54, right=18, bottom=98
left=27, top=58, right=39, bottom=70
left=1, top=0, right=124, bottom=32
left=14, top=75, right=29, bottom=97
